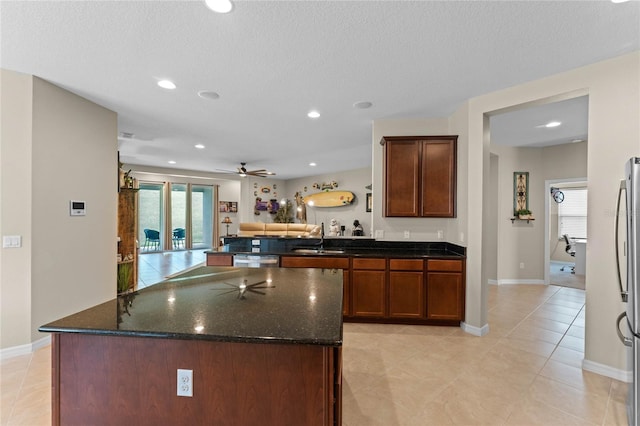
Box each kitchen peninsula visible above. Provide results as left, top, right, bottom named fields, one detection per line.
left=40, top=267, right=343, bottom=426
left=209, top=236, right=467, bottom=326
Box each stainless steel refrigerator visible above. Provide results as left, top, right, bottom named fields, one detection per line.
left=616, top=157, right=640, bottom=426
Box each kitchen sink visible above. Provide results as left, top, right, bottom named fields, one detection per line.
left=292, top=248, right=346, bottom=254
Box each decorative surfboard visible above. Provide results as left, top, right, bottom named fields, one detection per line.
left=304, top=191, right=355, bottom=207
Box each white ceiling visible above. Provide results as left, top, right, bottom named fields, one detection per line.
left=1, top=1, right=638, bottom=179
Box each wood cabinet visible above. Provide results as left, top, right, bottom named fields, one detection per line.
left=388, top=259, right=424, bottom=319
left=261, top=254, right=465, bottom=325
left=117, top=188, right=138, bottom=292
left=382, top=136, right=457, bottom=218
left=351, top=258, right=386, bottom=318
left=426, top=259, right=465, bottom=321
left=206, top=253, right=233, bottom=266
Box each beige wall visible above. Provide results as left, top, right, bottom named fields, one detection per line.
left=1, top=69, right=33, bottom=348
left=459, top=52, right=639, bottom=375
left=286, top=167, right=372, bottom=236
left=1, top=71, right=118, bottom=349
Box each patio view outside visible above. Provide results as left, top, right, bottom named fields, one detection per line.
left=138, top=182, right=215, bottom=251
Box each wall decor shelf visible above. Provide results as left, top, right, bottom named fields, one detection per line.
left=510, top=217, right=535, bottom=224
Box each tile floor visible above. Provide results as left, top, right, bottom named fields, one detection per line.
left=0, top=253, right=630, bottom=425
left=137, top=249, right=207, bottom=289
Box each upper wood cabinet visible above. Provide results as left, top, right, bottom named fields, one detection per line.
left=382, top=136, right=457, bottom=217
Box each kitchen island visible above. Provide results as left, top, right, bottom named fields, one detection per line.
left=40, top=267, right=343, bottom=426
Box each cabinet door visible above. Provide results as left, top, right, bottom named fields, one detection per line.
left=352, top=270, right=386, bottom=317
left=389, top=271, right=424, bottom=318
left=426, top=272, right=464, bottom=321
left=421, top=139, right=456, bottom=217
left=384, top=140, right=420, bottom=217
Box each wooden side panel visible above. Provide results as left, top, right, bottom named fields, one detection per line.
left=421, top=139, right=456, bottom=217
left=342, top=270, right=350, bottom=316
left=426, top=272, right=464, bottom=321
left=55, top=334, right=335, bottom=426
left=351, top=270, right=386, bottom=317
left=280, top=256, right=349, bottom=269
left=388, top=271, right=424, bottom=318
left=384, top=140, right=420, bottom=217
left=206, top=253, right=233, bottom=266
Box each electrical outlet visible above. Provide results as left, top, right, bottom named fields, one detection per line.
left=404, top=231, right=410, bottom=239
left=374, top=230, right=384, bottom=239
left=177, top=369, right=193, bottom=397
left=519, top=262, right=525, bottom=269
left=437, top=230, right=444, bottom=240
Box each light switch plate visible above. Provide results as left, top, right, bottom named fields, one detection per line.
left=2, top=235, right=21, bottom=248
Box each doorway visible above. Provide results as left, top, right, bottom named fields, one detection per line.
left=545, top=179, right=587, bottom=290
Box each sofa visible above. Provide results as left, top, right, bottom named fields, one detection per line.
left=238, top=222, right=321, bottom=237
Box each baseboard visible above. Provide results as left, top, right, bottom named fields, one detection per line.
left=461, top=322, right=490, bottom=336
left=582, top=358, right=632, bottom=383
left=493, top=279, right=546, bottom=285
left=0, top=335, right=51, bottom=361
left=488, top=279, right=498, bottom=285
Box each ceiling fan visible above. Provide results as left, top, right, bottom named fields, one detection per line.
left=217, top=162, right=276, bottom=178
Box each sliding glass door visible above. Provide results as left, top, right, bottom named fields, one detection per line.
left=192, top=185, right=214, bottom=249
left=138, top=181, right=216, bottom=252
left=139, top=183, right=164, bottom=252
left=170, top=184, right=187, bottom=250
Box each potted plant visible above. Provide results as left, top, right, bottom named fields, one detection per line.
left=117, top=261, right=133, bottom=294
left=516, top=209, right=532, bottom=220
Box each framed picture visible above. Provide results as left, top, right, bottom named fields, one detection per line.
left=219, top=201, right=238, bottom=213
left=366, top=193, right=372, bottom=212
left=513, top=172, right=529, bottom=214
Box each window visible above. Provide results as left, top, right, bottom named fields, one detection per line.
left=558, top=188, right=587, bottom=239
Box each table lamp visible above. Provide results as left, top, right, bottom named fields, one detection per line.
left=222, top=216, right=232, bottom=236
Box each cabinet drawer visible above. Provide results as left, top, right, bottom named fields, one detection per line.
left=352, top=258, right=386, bottom=270
left=280, top=256, right=349, bottom=269
left=427, top=259, right=462, bottom=272
left=389, top=259, right=423, bottom=271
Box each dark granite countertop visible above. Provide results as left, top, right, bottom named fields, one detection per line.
left=39, top=268, right=343, bottom=347
left=208, top=237, right=466, bottom=259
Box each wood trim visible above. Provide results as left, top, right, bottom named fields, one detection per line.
left=206, top=253, right=233, bottom=266
left=51, top=333, right=60, bottom=426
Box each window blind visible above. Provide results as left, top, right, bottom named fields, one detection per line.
left=558, top=188, right=588, bottom=239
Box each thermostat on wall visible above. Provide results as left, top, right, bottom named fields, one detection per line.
left=70, top=200, right=86, bottom=216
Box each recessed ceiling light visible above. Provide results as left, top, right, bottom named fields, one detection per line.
left=544, top=121, right=562, bottom=128
left=195, top=144, right=205, bottom=149
left=198, top=90, right=220, bottom=100
left=307, top=111, right=320, bottom=119
left=309, top=162, right=317, bottom=167
left=353, top=101, right=373, bottom=109
left=157, top=80, right=176, bottom=90
left=168, top=160, right=177, bottom=164
left=205, top=0, right=233, bottom=13
left=611, top=0, right=629, bottom=3
left=571, top=139, right=584, bottom=143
